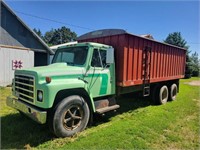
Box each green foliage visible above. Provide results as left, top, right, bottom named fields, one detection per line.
left=164, top=32, right=189, bottom=49
left=48, top=26, right=77, bottom=45
left=190, top=52, right=200, bottom=76
left=33, top=26, right=77, bottom=46
left=43, top=29, right=54, bottom=44
left=164, top=32, right=192, bottom=78
left=33, top=28, right=43, bottom=39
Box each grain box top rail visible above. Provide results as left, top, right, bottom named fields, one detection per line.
left=77, top=29, right=186, bottom=51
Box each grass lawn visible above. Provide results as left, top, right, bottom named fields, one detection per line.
left=0, top=78, right=199, bottom=149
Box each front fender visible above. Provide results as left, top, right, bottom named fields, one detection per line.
left=35, top=78, right=88, bottom=108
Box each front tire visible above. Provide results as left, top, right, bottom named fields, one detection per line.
left=51, top=95, right=90, bottom=137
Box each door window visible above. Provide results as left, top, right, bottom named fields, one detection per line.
left=91, top=49, right=107, bottom=67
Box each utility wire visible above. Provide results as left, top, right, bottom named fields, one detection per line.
left=13, top=10, right=200, bottom=45
left=15, top=10, right=95, bottom=31
left=187, top=43, right=200, bottom=44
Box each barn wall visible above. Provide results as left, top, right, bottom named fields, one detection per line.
left=0, top=47, right=34, bottom=86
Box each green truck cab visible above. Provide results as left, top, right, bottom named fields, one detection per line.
left=7, top=42, right=119, bottom=137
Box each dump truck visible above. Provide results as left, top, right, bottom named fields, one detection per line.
left=7, top=29, right=186, bottom=137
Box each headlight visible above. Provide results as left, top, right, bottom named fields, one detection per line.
left=37, top=90, right=43, bottom=102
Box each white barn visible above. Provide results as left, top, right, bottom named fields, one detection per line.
left=0, top=1, right=54, bottom=86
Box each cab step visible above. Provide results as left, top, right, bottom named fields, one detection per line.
left=96, top=104, right=120, bottom=114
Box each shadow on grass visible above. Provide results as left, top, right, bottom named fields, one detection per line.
left=93, top=92, right=153, bottom=125
left=1, top=113, right=55, bottom=149
left=1, top=93, right=153, bottom=149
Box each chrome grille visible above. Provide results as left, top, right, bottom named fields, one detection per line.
left=15, top=74, right=35, bottom=103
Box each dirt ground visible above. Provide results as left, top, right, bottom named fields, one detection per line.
left=184, top=80, right=200, bottom=86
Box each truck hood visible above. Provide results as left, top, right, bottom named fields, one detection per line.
left=15, top=63, right=85, bottom=77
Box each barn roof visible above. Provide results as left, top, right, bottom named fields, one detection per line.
left=0, top=1, right=54, bottom=55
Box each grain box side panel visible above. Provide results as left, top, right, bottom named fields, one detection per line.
left=184, top=50, right=186, bottom=74
left=173, top=48, right=177, bottom=77
left=133, top=36, right=139, bottom=82
left=137, top=38, right=143, bottom=83
left=180, top=49, right=185, bottom=76
left=142, top=39, right=147, bottom=80
left=169, top=47, right=173, bottom=76
left=164, top=45, right=168, bottom=77
left=174, top=48, right=177, bottom=76
left=157, top=44, right=161, bottom=78
left=122, top=35, right=128, bottom=84
left=153, top=42, right=158, bottom=79
left=181, top=50, right=185, bottom=75
left=177, top=48, right=181, bottom=76
left=178, top=48, right=181, bottom=75
left=97, top=37, right=104, bottom=44
left=160, top=44, right=164, bottom=77
left=179, top=48, right=182, bottom=75
left=165, top=45, right=169, bottom=77
left=127, top=35, right=133, bottom=81
left=147, top=40, right=153, bottom=80
left=176, top=49, right=181, bottom=76
left=173, top=48, right=177, bottom=76
left=172, top=47, right=176, bottom=76
left=177, top=49, right=181, bottom=75
left=114, top=35, right=126, bottom=84
left=163, top=45, right=166, bottom=77
left=145, top=39, right=151, bottom=80
left=150, top=41, right=154, bottom=79
left=103, top=36, right=111, bottom=45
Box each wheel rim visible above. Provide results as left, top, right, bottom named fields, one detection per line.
left=161, top=88, right=168, bottom=102
left=172, top=86, right=177, bottom=99
left=63, top=105, right=83, bottom=131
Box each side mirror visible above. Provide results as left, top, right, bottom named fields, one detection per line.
left=106, top=47, right=114, bottom=64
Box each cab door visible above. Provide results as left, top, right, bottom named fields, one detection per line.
left=86, top=48, right=113, bottom=98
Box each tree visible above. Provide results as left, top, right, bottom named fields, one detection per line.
left=44, top=26, right=77, bottom=45
left=43, top=29, right=55, bottom=46
left=33, top=28, right=43, bottom=39
left=33, top=26, right=77, bottom=46
left=190, top=52, right=200, bottom=76
left=164, top=32, right=192, bottom=78
left=164, top=32, right=189, bottom=49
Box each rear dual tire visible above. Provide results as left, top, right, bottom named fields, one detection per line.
left=153, top=83, right=177, bottom=105
left=156, top=85, right=169, bottom=105
left=169, top=84, right=178, bottom=101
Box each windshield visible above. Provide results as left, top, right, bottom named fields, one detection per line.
left=52, top=46, right=88, bottom=66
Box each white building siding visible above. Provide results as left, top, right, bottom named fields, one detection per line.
left=0, top=47, right=34, bottom=86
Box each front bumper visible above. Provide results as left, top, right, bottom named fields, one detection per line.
left=6, top=96, right=47, bottom=124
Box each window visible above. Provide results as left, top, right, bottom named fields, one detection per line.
left=56, top=52, right=74, bottom=63
left=52, top=46, right=88, bottom=66
left=91, top=49, right=107, bottom=67
left=100, top=50, right=107, bottom=67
